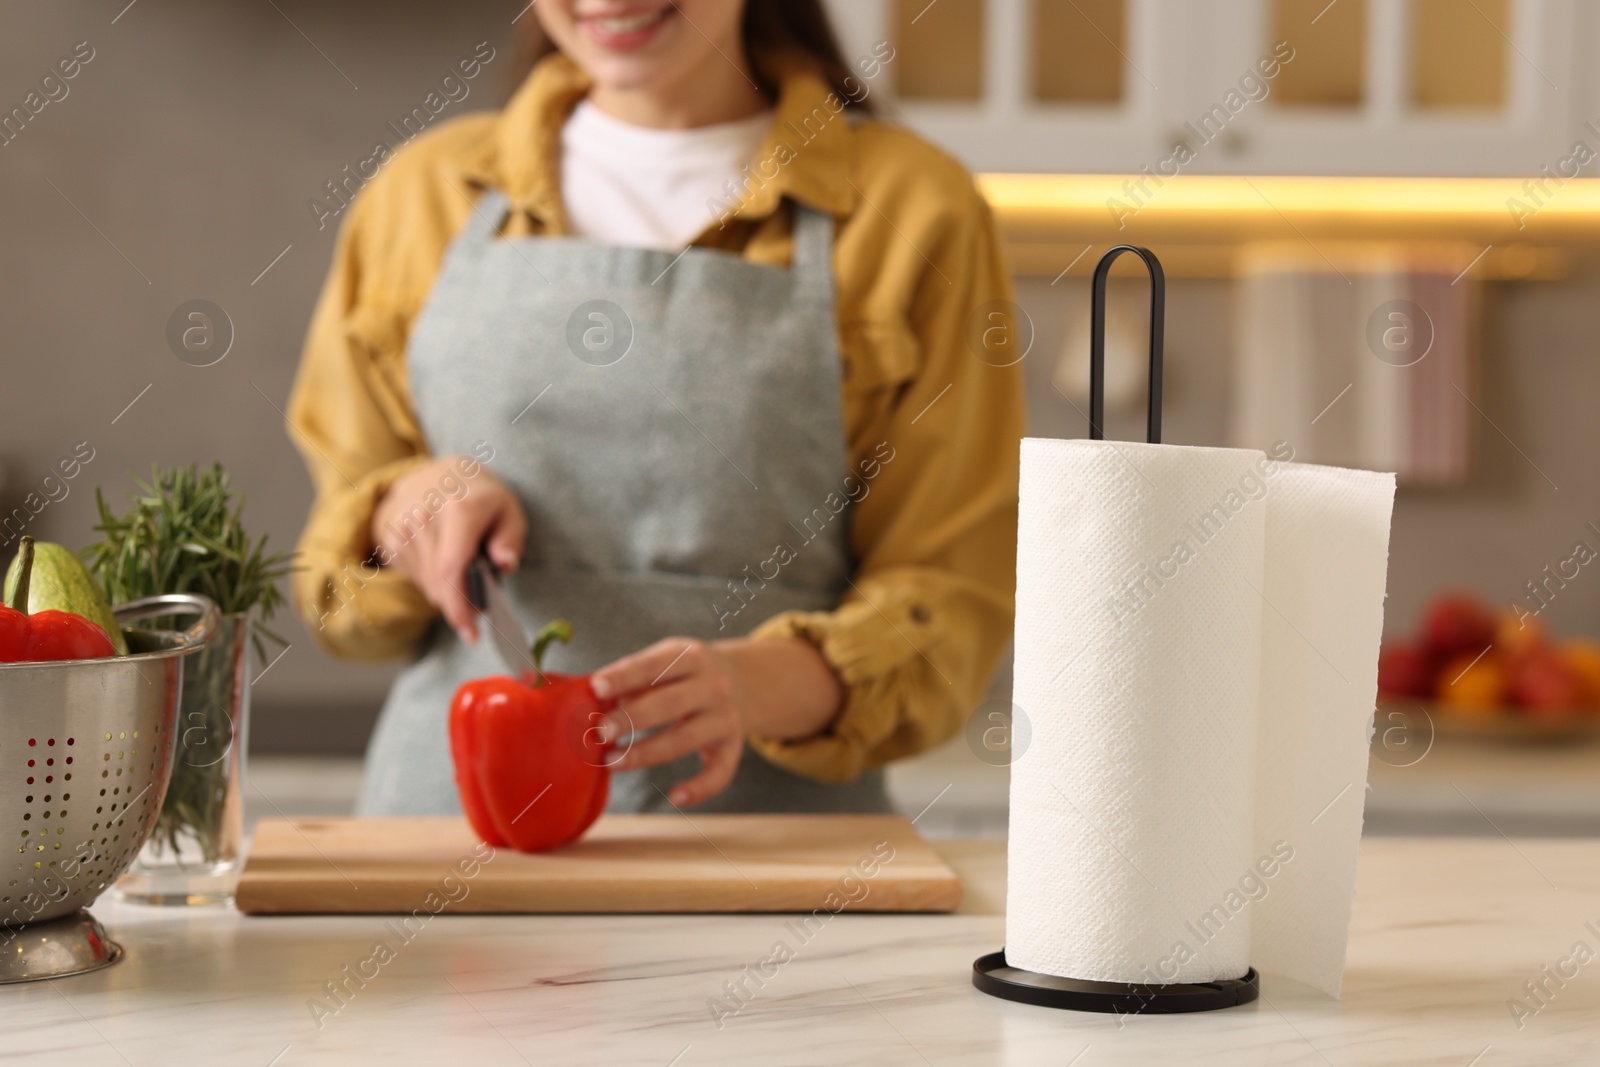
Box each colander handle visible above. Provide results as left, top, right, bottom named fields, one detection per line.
left=112, top=594, right=222, bottom=652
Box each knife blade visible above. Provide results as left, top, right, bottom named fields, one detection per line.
left=466, top=552, right=533, bottom=678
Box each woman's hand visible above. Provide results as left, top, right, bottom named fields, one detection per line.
left=371, top=455, right=528, bottom=643
left=591, top=637, right=844, bottom=807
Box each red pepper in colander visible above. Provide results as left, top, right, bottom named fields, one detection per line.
left=0, top=537, right=116, bottom=663
left=449, top=620, right=613, bottom=852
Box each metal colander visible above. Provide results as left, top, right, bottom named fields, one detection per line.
left=1, top=594, right=218, bottom=928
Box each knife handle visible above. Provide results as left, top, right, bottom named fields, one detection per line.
left=466, top=551, right=495, bottom=613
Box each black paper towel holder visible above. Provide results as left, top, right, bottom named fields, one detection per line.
left=1089, top=243, right=1164, bottom=444
left=971, top=245, right=1261, bottom=1014
left=972, top=952, right=1259, bottom=1014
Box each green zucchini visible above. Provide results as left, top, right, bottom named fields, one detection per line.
left=3, top=536, right=129, bottom=655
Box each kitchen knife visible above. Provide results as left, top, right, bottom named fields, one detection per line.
left=466, top=551, right=534, bottom=678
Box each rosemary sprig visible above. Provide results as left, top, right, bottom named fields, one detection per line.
left=83, top=463, right=296, bottom=865
left=85, top=464, right=294, bottom=658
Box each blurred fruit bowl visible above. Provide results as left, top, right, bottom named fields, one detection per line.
left=1377, top=589, right=1600, bottom=740
left=1376, top=700, right=1600, bottom=744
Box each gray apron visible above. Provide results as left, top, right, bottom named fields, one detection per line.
left=356, top=188, right=890, bottom=816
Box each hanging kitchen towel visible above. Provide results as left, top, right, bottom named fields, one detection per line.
left=1005, top=437, right=1395, bottom=998
left=1232, top=242, right=1471, bottom=486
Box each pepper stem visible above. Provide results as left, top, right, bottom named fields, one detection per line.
left=529, top=618, right=573, bottom=687
left=7, top=536, right=33, bottom=614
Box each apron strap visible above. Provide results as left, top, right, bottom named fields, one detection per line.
left=460, top=187, right=833, bottom=298
left=460, top=187, right=513, bottom=244
left=788, top=202, right=835, bottom=299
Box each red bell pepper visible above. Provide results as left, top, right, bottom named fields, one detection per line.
left=0, top=537, right=116, bottom=663
left=449, top=620, right=613, bottom=852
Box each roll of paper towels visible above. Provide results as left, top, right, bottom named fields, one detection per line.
left=1005, top=437, right=1395, bottom=997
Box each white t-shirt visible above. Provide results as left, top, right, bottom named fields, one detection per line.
left=558, top=100, right=773, bottom=250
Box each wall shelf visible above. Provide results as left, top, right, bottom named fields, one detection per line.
left=976, top=174, right=1597, bottom=278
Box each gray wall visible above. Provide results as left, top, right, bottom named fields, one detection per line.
left=3, top=2, right=1596, bottom=753
left=0, top=0, right=525, bottom=750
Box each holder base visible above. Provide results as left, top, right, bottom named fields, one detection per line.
left=973, top=950, right=1258, bottom=1014
left=0, top=910, right=123, bottom=984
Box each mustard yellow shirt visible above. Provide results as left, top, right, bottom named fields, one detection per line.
left=287, top=52, right=1023, bottom=784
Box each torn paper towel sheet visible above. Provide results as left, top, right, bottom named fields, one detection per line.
left=1250, top=462, right=1397, bottom=995
left=1005, top=437, right=1395, bottom=998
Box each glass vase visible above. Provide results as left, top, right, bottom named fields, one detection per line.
left=117, top=611, right=251, bottom=905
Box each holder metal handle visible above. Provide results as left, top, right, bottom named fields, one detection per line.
left=1089, top=245, right=1166, bottom=444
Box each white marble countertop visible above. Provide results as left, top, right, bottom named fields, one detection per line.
left=6, top=837, right=1599, bottom=1066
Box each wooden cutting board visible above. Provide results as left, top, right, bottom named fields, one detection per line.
left=235, top=814, right=963, bottom=915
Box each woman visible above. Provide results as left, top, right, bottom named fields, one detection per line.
left=288, top=0, right=1022, bottom=816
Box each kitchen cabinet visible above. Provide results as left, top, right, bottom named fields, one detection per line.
left=825, top=0, right=1597, bottom=176
left=8, top=837, right=1596, bottom=1064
